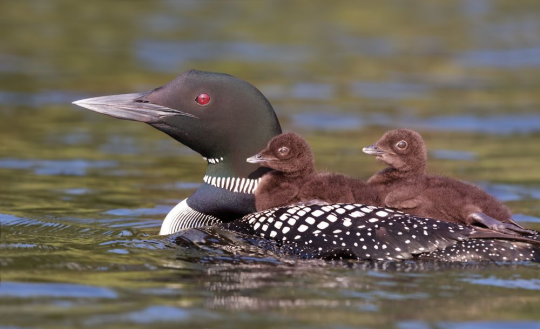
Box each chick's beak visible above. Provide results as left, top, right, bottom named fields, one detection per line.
left=362, top=144, right=386, bottom=156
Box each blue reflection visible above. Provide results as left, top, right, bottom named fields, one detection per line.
left=431, top=150, right=477, bottom=161
left=124, top=306, right=191, bottom=323
left=458, top=47, right=540, bottom=68
left=136, top=40, right=311, bottom=71
left=0, top=159, right=117, bottom=176
left=105, top=205, right=173, bottom=216
left=292, top=112, right=540, bottom=134
left=351, top=81, right=429, bottom=100
left=463, top=276, right=540, bottom=290
left=0, top=90, right=87, bottom=107
left=0, top=282, right=117, bottom=299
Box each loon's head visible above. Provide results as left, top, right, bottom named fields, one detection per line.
left=73, top=70, right=282, bottom=178
left=247, top=132, right=314, bottom=176
left=363, top=128, right=427, bottom=172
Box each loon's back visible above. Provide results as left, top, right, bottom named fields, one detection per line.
left=221, top=203, right=540, bottom=262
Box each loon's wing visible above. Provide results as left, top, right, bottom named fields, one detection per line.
left=223, top=203, right=540, bottom=262
left=417, top=239, right=540, bottom=262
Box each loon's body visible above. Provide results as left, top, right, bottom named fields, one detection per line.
left=73, top=70, right=540, bottom=262
left=363, top=129, right=533, bottom=236
left=223, top=203, right=540, bottom=262
left=247, top=132, right=378, bottom=211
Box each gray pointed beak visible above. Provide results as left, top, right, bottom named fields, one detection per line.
left=72, top=92, right=197, bottom=123
left=362, top=145, right=385, bottom=156
left=246, top=154, right=267, bottom=163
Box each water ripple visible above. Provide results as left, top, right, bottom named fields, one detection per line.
left=291, top=112, right=540, bottom=134
left=104, top=205, right=173, bottom=217
left=458, top=47, right=540, bottom=68
left=431, top=150, right=477, bottom=161
left=477, top=183, right=540, bottom=202
left=136, top=40, right=311, bottom=72
left=0, top=159, right=117, bottom=176
left=463, top=276, right=540, bottom=290
left=351, top=81, right=430, bottom=100
left=0, top=282, right=118, bottom=299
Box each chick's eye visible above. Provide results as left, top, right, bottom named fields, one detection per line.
left=278, top=147, right=289, bottom=155
left=195, top=93, right=211, bottom=106
left=396, top=141, right=407, bottom=149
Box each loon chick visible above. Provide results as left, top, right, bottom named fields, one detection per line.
left=363, top=128, right=533, bottom=236
left=247, top=133, right=378, bottom=211
left=73, top=71, right=540, bottom=262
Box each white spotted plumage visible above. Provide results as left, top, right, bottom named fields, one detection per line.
left=225, top=203, right=540, bottom=262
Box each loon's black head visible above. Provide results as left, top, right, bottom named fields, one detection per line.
left=247, top=132, right=314, bottom=176
left=73, top=70, right=282, bottom=177
left=363, top=128, right=427, bottom=172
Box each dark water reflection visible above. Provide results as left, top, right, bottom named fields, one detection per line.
left=2, top=0, right=540, bottom=328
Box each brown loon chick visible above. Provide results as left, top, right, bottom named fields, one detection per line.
left=247, top=132, right=377, bottom=211
left=363, top=128, right=534, bottom=236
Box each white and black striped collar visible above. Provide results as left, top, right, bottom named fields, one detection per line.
left=203, top=175, right=261, bottom=194
left=202, top=156, right=224, bottom=164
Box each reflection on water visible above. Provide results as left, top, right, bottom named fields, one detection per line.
left=514, top=215, right=540, bottom=224
left=105, top=205, right=173, bottom=216
left=292, top=112, right=540, bottom=135
left=0, top=90, right=86, bottom=107
left=0, top=158, right=117, bottom=176
left=0, top=282, right=118, bottom=299
left=136, top=40, right=312, bottom=71
left=458, top=47, right=540, bottom=68
left=399, top=321, right=540, bottom=329
left=478, top=183, right=540, bottom=202
left=430, top=150, right=477, bottom=161
left=2, top=0, right=540, bottom=328
left=351, top=81, right=430, bottom=100
left=463, top=277, right=540, bottom=290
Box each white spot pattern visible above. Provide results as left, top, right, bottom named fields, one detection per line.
left=225, top=203, right=540, bottom=262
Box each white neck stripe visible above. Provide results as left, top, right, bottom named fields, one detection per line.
left=202, top=157, right=224, bottom=164
left=203, top=175, right=261, bottom=194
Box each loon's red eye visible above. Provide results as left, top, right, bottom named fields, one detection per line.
left=195, top=93, right=211, bottom=106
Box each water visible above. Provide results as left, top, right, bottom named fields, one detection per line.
left=1, top=1, right=540, bottom=328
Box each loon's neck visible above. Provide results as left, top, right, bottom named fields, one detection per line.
left=187, top=156, right=271, bottom=220
left=201, top=155, right=271, bottom=193
left=161, top=156, right=273, bottom=234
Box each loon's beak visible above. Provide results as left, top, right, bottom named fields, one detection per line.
left=362, top=145, right=386, bottom=156
left=72, top=93, right=196, bottom=123
left=246, top=154, right=268, bottom=164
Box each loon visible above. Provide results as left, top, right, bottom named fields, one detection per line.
left=74, top=70, right=281, bottom=231
left=247, top=132, right=379, bottom=211
left=73, top=70, right=540, bottom=262
left=363, top=128, right=533, bottom=236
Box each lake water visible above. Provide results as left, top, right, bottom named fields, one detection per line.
left=1, top=1, right=540, bottom=328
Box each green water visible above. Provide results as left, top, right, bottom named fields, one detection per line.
left=1, top=1, right=540, bottom=328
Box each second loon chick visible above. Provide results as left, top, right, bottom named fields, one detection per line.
left=247, top=133, right=378, bottom=211
left=363, top=128, right=533, bottom=236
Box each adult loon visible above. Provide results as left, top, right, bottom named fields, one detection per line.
left=73, top=70, right=540, bottom=262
